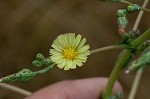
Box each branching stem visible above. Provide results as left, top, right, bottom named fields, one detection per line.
left=103, top=0, right=149, bottom=97
left=103, top=28, right=150, bottom=99
left=127, top=0, right=149, bottom=99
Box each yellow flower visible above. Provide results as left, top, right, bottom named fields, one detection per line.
left=50, top=33, right=90, bottom=70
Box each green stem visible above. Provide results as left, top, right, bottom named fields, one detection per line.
left=131, top=28, right=150, bottom=47
left=35, top=63, right=55, bottom=74
left=102, top=49, right=132, bottom=99
left=141, top=6, right=150, bottom=12
left=90, top=45, right=132, bottom=55
left=102, top=28, right=150, bottom=99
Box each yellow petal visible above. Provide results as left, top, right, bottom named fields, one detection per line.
left=71, top=61, right=76, bottom=69
left=51, top=55, right=63, bottom=61
left=53, top=40, right=64, bottom=49
left=74, top=59, right=83, bottom=67
left=78, top=45, right=90, bottom=53
left=80, top=50, right=90, bottom=56
left=64, top=65, right=70, bottom=70
left=57, top=34, right=67, bottom=46
left=74, top=34, right=82, bottom=47
left=50, top=49, right=62, bottom=55
left=52, top=44, right=62, bottom=52
left=76, top=38, right=86, bottom=49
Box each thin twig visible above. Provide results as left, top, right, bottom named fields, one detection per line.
left=0, top=83, right=32, bottom=96
left=121, top=0, right=132, bottom=5
left=121, top=0, right=150, bottom=12
left=132, top=0, right=149, bottom=30
left=90, top=45, right=129, bottom=54
left=128, top=0, right=149, bottom=99
left=128, top=67, right=145, bottom=99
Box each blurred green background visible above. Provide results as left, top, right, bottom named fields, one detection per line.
left=0, top=0, right=149, bottom=99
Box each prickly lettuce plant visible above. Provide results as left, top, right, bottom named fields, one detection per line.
left=0, top=0, right=150, bottom=99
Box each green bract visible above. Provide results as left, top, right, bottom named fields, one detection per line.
left=32, top=53, right=52, bottom=67
left=118, top=17, right=128, bottom=28
left=117, top=9, right=127, bottom=17
left=127, top=4, right=140, bottom=13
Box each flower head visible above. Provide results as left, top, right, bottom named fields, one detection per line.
left=50, top=33, right=90, bottom=70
